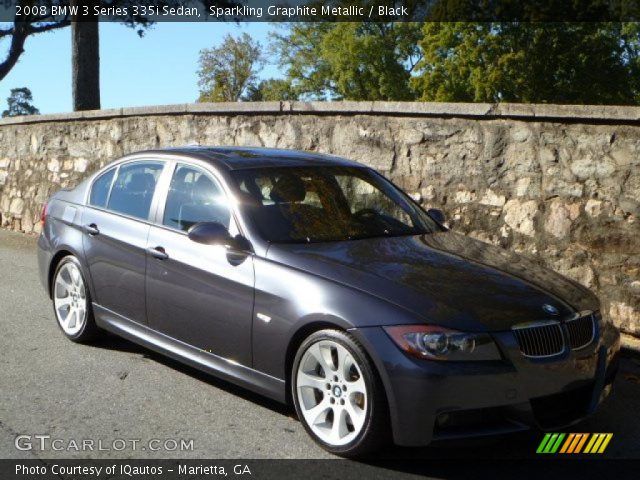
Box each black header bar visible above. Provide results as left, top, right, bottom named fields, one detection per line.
left=1, top=1, right=640, bottom=23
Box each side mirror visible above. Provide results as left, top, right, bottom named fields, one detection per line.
left=188, top=222, right=233, bottom=246
left=427, top=208, right=446, bottom=225
left=187, top=222, right=253, bottom=252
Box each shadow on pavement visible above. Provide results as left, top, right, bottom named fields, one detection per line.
left=87, top=332, right=293, bottom=417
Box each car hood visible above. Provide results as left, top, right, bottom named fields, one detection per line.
left=266, top=231, right=599, bottom=331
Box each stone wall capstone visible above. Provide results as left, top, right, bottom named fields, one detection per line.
left=0, top=101, right=638, bottom=335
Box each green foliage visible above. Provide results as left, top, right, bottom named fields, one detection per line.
left=412, top=23, right=640, bottom=104
left=243, top=79, right=298, bottom=101
left=197, top=33, right=264, bottom=102
left=2, top=88, right=40, bottom=117
left=268, top=19, right=640, bottom=105
left=271, top=22, right=423, bottom=100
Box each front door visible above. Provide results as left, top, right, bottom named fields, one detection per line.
left=145, top=163, right=255, bottom=366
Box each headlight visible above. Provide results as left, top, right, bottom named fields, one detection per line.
left=383, top=325, right=501, bottom=361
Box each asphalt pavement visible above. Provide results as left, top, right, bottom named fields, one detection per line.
left=0, top=228, right=639, bottom=472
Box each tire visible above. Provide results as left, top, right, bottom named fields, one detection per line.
left=292, top=329, right=389, bottom=457
left=51, top=255, right=101, bottom=343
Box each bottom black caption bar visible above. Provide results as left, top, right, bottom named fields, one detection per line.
left=0, top=460, right=405, bottom=480
left=2, top=459, right=639, bottom=480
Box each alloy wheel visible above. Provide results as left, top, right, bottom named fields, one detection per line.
left=296, top=340, right=368, bottom=446
left=53, top=262, right=88, bottom=336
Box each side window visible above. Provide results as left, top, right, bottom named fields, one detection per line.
left=163, top=164, right=231, bottom=232
left=89, top=168, right=116, bottom=208
left=107, top=161, right=164, bottom=220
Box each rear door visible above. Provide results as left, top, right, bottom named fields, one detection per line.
left=145, top=162, right=255, bottom=366
left=82, top=160, right=165, bottom=325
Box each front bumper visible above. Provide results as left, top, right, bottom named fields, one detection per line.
left=350, top=321, right=620, bottom=447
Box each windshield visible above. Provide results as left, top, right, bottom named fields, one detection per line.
left=231, top=166, right=439, bottom=243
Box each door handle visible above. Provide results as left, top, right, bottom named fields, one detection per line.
left=84, top=223, right=99, bottom=235
left=147, top=246, right=169, bottom=260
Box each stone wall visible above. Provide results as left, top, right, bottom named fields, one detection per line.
left=0, top=102, right=638, bottom=335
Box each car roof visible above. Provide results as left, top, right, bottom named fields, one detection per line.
left=135, top=146, right=363, bottom=171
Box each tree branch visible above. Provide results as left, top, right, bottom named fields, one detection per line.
left=29, top=20, right=71, bottom=34
left=0, top=13, right=70, bottom=82
left=0, top=18, right=30, bottom=82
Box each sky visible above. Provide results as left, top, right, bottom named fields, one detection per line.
left=0, top=22, right=282, bottom=114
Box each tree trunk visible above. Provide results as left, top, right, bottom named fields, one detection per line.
left=71, top=5, right=100, bottom=111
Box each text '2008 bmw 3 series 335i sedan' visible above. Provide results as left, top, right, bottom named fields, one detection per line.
left=38, top=146, right=620, bottom=457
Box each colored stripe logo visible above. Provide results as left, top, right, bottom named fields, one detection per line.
left=537, top=433, right=613, bottom=454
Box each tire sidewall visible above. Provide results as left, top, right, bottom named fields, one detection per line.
left=52, top=255, right=92, bottom=341
left=292, top=329, right=381, bottom=456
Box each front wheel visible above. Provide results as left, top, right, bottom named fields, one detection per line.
left=292, top=329, right=389, bottom=457
left=52, top=255, right=101, bottom=343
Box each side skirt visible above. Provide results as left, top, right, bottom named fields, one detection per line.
left=93, top=304, right=286, bottom=403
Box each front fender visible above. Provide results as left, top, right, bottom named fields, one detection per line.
left=251, top=255, right=420, bottom=380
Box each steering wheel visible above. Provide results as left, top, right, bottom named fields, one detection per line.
left=353, top=208, right=396, bottom=235
left=353, top=208, right=380, bottom=220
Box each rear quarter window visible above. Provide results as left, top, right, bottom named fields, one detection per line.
left=89, top=168, right=116, bottom=208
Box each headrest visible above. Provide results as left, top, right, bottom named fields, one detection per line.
left=193, top=175, right=215, bottom=202
left=174, top=167, right=191, bottom=184
left=270, top=173, right=306, bottom=203
left=127, top=173, right=154, bottom=193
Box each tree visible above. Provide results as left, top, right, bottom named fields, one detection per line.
left=71, top=0, right=100, bottom=111
left=197, top=33, right=264, bottom=102
left=68, top=0, right=235, bottom=110
left=271, top=22, right=423, bottom=100
left=412, top=22, right=640, bottom=104
left=269, top=23, right=333, bottom=100
left=1, top=1, right=236, bottom=111
left=243, top=79, right=297, bottom=101
left=0, top=3, right=71, bottom=82
left=2, top=87, right=40, bottom=117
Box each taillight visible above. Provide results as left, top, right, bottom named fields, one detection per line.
left=40, top=202, right=48, bottom=225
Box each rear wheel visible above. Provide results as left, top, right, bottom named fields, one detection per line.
left=292, top=329, right=388, bottom=457
left=52, top=256, right=101, bottom=343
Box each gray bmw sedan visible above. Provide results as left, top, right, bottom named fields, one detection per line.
left=38, top=147, right=620, bottom=456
